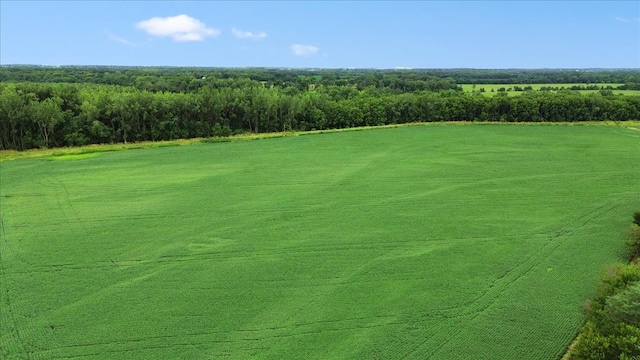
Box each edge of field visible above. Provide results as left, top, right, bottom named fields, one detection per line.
left=1, top=120, right=639, bottom=162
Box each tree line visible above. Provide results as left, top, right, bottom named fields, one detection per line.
left=2, top=66, right=639, bottom=93
left=0, top=66, right=462, bottom=94
left=1, top=81, right=639, bottom=150
left=428, top=68, right=640, bottom=85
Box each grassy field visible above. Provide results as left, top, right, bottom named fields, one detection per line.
left=1, top=124, right=639, bottom=359
left=460, top=83, right=640, bottom=96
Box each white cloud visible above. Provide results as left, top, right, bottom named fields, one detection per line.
left=136, top=14, right=220, bottom=42
left=232, top=28, right=267, bottom=40
left=291, top=44, right=319, bottom=57
left=106, top=32, right=137, bottom=46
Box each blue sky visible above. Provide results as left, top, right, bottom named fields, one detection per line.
left=1, top=1, right=639, bottom=69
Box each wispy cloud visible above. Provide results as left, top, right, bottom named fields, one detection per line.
left=291, top=44, right=319, bottom=57
left=136, top=14, right=220, bottom=42
left=615, top=17, right=640, bottom=23
left=106, top=32, right=137, bottom=46
left=232, top=28, right=267, bottom=40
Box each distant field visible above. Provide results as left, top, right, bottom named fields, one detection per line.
left=1, top=125, right=639, bottom=359
left=460, top=83, right=639, bottom=96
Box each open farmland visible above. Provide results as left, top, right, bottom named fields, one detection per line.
left=1, top=124, right=639, bottom=359
left=460, top=84, right=640, bottom=96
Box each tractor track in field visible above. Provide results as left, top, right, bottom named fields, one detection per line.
left=27, top=318, right=403, bottom=359
left=40, top=176, right=79, bottom=222
left=2, top=175, right=87, bottom=359
left=32, top=314, right=400, bottom=358
left=237, top=245, right=407, bottom=352
left=28, top=338, right=235, bottom=359
left=4, top=235, right=516, bottom=275
left=400, top=196, right=628, bottom=359
left=0, top=204, right=31, bottom=358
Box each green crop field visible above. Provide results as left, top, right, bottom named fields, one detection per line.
left=1, top=124, right=639, bottom=359
left=460, top=84, right=640, bottom=97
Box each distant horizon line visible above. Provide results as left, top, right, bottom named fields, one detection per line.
left=1, top=64, right=639, bottom=71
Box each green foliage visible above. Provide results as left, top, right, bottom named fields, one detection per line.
left=605, top=282, right=640, bottom=325
left=627, top=226, right=640, bottom=257
left=2, top=125, right=639, bottom=359
left=570, top=321, right=640, bottom=360
left=600, top=89, right=614, bottom=97
left=211, top=122, right=231, bottom=137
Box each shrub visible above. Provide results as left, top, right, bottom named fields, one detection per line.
left=626, top=213, right=640, bottom=258
left=569, top=322, right=610, bottom=360
left=627, top=226, right=640, bottom=257
left=605, top=282, right=640, bottom=325
left=570, top=289, right=640, bottom=359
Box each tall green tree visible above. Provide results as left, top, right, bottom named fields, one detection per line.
left=31, top=96, right=63, bottom=148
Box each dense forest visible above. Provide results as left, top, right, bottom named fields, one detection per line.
left=1, top=66, right=639, bottom=150
left=2, top=66, right=640, bottom=91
